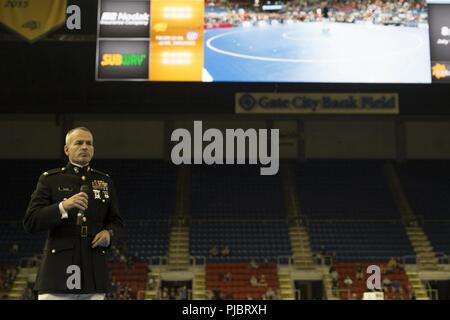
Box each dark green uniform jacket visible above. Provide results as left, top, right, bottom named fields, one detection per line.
left=24, top=162, right=124, bottom=294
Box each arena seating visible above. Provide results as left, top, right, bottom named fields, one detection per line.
left=1, top=160, right=60, bottom=220
left=309, top=221, right=414, bottom=262
left=1, top=159, right=447, bottom=300
left=422, top=222, right=450, bottom=256
left=0, top=265, right=18, bottom=300
left=293, top=161, right=413, bottom=262
left=396, top=161, right=450, bottom=219
left=0, top=222, right=45, bottom=264
left=1, top=159, right=177, bottom=220
left=94, top=160, right=177, bottom=219
left=295, top=161, right=399, bottom=219
left=396, top=161, right=450, bottom=257
left=191, top=165, right=287, bottom=219
left=334, top=262, right=411, bottom=300
left=0, top=160, right=174, bottom=265
left=122, top=220, right=170, bottom=261
left=108, top=261, right=148, bottom=299
left=206, top=263, right=280, bottom=300
left=190, top=220, right=291, bottom=262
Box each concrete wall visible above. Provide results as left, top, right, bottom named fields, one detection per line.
left=0, top=116, right=61, bottom=159
left=73, top=120, right=164, bottom=159
left=1, top=116, right=449, bottom=160
left=406, top=122, right=450, bottom=159
left=304, top=120, right=396, bottom=159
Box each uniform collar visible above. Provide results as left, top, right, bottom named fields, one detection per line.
left=66, top=162, right=91, bottom=175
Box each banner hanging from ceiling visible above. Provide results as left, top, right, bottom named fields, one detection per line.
left=0, top=0, right=67, bottom=42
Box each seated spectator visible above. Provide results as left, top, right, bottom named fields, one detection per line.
left=250, top=275, right=259, bottom=287
left=213, top=288, right=222, bottom=300
left=259, top=274, right=268, bottom=287
left=264, top=287, right=277, bottom=300
left=22, top=287, right=34, bottom=300
left=381, top=266, right=387, bottom=275
left=329, top=265, right=336, bottom=274
left=9, top=243, right=19, bottom=254
left=391, top=281, right=402, bottom=293
left=344, top=276, right=353, bottom=288
left=209, top=245, right=219, bottom=256
left=111, top=278, right=117, bottom=293
left=331, top=269, right=339, bottom=288
left=168, top=287, right=176, bottom=300
left=147, top=277, right=156, bottom=290
left=314, top=252, right=324, bottom=265
left=355, top=263, right=364, bottom=281
left=249, top=259, right=259, bottom=269
left=179, top=286, right=188, bottom=300
left=221, top=245, right=230, bottom=257
left=275, top=289, right=282, bottom=300
left=383, top=277, right=392, bottom=290
left=325, top=251, right=336, bottom=266
left=387, top=257, right=398, bottom=273
left=409, top=288, right=416, bottom=300
left=126, top=255, right=134, bottom=269
left=223, top=272, right=232, bottom=282
left=161, top=287, right=168, bottom=299
left=225, top=291, right=233, bottom=300
left=395, top=258, right=404, bottom=271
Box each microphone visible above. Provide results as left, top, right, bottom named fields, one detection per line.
left=76, top=185, right=89, bottom=226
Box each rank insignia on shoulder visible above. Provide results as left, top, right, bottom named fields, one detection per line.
left=91, top=168, right=110, bottom=178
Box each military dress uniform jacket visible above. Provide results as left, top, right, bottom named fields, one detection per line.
left=23, top=163, right=124, bottom=294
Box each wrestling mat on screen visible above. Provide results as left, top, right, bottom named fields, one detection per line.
left=95, top=0, right=450, bottom=83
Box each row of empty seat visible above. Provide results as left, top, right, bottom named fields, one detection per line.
left=309, top=221, right=414, bottom=261
left=0, top=160, right=449, bottom=266
left=190, top=221, right=291, bottom=261
left=191, top=166, right=287, bottom=219
left=206, top=263, right=280, bottom=300
left=295, top=161, right=399, bottom=219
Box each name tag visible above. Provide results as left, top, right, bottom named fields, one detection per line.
left=58, top=186, right=73, bottom=192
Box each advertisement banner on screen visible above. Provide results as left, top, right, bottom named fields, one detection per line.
left=427, top=0, right=450, bottom=82
left=98, top=0, right=150, bottom=38
left=235, top=93, right=399, bottom=114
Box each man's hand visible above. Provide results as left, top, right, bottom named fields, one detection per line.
left=92, top=230, right=111, bottom=248
left=62, top=192, right=88, bottom=211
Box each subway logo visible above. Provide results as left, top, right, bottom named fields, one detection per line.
left=101, top=53, right=147, bottom=66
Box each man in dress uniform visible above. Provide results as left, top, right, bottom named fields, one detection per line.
left=24, top=127, right=124, bottom=300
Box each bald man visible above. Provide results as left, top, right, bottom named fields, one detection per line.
left=24, top=127, right=124, bottom=300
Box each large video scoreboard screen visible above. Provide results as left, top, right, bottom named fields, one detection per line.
left=96, top=0, right=450, bottom=83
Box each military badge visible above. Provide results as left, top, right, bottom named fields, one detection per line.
left=92, top=180, right=109, bottom=191
left=93, top=189, right=101, bottom=200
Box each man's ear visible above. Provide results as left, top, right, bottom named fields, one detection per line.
left=64, top=145, right=69, bottom=157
